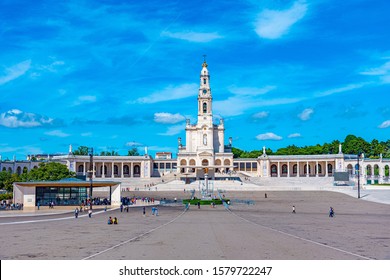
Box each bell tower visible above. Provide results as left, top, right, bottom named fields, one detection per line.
left=197, top=57, right=213, bottom=127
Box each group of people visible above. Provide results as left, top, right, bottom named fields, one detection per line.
left=108, top=217, right=118, bottom=224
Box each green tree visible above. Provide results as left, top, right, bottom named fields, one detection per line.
left=0, top=171, right=12, bottom=190
left=2, top=173, right=21, bottom=192
left=73, top=146, right=89, bottom=155
left=24, top=162, right=76, bottom=181
left=127, top=148, right=140, bottom=156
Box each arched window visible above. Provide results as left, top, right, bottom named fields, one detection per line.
left=8, top=167, right=12, bottom=173
left=347, top=164, right=353, bottom=174
left=215, top=159, right=221, bottom=166
left=78, top=165, right=84, bottom=173
left=203, top=134, right=207, bottom=145
left=327, top=164, right=333, bottom=174
left=16, top=166, right=22, bottom=175
left=224, top=159, right=230, bottom=166
left=271, top=164, right=277, bottom=176
left=180, top=159, right=187, bottom=166
left=189, top=159, right=196, bottom=166
left=203, top=102, right=207, bottom=113
left=282, top=164, right=288, bottom=174
left=114, top=165, right=119, bottom=175
left=203, top=79, right=206, bottom=84
left=123, top=165, right=130, bottom=175
left=202, top=159, right=209, bottom=166
left=293, top=164, right=297, bottom=174
left=133, top=165, right=140, bottom=177
left=366, top=165, right=372, bottom=176
left=23, top=167, right=28, bottom=173
left=374, top=165, right=379, bottom=176
left=2, top=167, right=5, bottom=171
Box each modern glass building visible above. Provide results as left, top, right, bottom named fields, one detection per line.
left=13, top=179, right=121, bottom=208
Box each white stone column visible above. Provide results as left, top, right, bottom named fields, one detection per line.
left=111, top=162, right=114, bottom=178
left=277, top=162, right=280, bottom=177
left=102, top=162, right=105, bottom=178
left=316, top=161, right=319, bottom=177
left=297, top=162, right=300, bottom=177
left=83, top=162, right=86, bottom=176
left=287, top=162, right=290, bottom=177
left=121, top=162, right=124, bottom=178
left=131, top=162, right=134, bottom=178
left=306, top=161, right=309, bottom=177
left=93, top=162, right=96, bottom=178
left=325, top=161, right=328, bottom=177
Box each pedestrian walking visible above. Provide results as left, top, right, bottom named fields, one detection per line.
left=265, top=193, right=267, bottom=199
left=37, top=202, right=40, bottom=210
left=120, top=204, right=123, bottom=212
left=74, top=208, right=79, bottom=218
left=143, top=206, right=146, bottom=217
left=329, top=207, right=335, bottom=217
left=88, top=209, right=92, bottom=218
left=197, top=201, right=201, bottom=209
left=292, top=205, right=296, bottom=213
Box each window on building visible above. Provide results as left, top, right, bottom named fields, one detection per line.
left=203, top=79, right=206, bottom=84
left=203, top=102, right=207, bottom=113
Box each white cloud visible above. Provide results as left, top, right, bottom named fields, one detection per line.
left=0, top=60, right=31, bottom=85
left=133, top=83, right=198, bottom=104
left=81, top=132, right=92, bottom=137
left=0, top=109, right=53, bottom=128
left=256, top=132, right=282, bottom=141
left=252, top=111, right=269, bottom=119
left=154, top=112, right=186, bottom=124
left=360, top=61, right=390, bottom=84
left=228, top=85, right=276, bottom=96
left=45, top=130, right=70, bottom=137
left=378, top=120, right=390, bottom=129
left=125, top=141, right=143, bottom=147
left=161, top=31, right=223, bottom=43
left=254, top=0, right=308, bottom=39
left=298, top=108, right=314, bottom=120
left=360, top=61, right=390, bottom=76
left=288, top=133, right=301, bottom=138
left=214, top=96, right=302, bottom=117
left=316, top=83, right=368, bottom=97
left=158, top=124, right=185, bottom=136
left=73, top=95, right=97, bottom=106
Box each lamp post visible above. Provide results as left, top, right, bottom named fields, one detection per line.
left=357, top=152, right=361, bottom=199
left=88, top=148, right=94, bottom=209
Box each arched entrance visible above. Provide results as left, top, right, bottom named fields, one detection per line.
left=133, top=165, right=141, bottom=177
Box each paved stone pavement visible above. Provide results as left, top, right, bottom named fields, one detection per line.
left=1, top=191, right=389, bottom=260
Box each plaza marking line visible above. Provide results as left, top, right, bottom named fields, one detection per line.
left=82, top=208, right=189, bottom=260
left=227, top=208, right=373, bottom=260
left=0, top=208, right=118, bottom=225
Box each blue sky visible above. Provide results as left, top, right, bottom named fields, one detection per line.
left=1, top=0, right=390, bottom=159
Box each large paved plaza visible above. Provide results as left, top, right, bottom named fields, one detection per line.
left=1, top=190, right=389, bottom=260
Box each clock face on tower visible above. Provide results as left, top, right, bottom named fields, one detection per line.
left=202, top=89, right=207, bottom=95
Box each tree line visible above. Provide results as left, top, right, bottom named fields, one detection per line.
left=0, top=162, right=75, bottom=193
left=232, top=135, right=390, bottom=159
left=73, top=146, right=140, bottom=156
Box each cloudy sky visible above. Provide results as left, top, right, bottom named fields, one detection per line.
left=1, top=0, right=390, bottom=159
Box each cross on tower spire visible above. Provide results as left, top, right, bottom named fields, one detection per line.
left=202, top=54, right=208, bottom=68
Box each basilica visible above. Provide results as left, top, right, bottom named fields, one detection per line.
left=3, top=61, right=390, bottom=187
